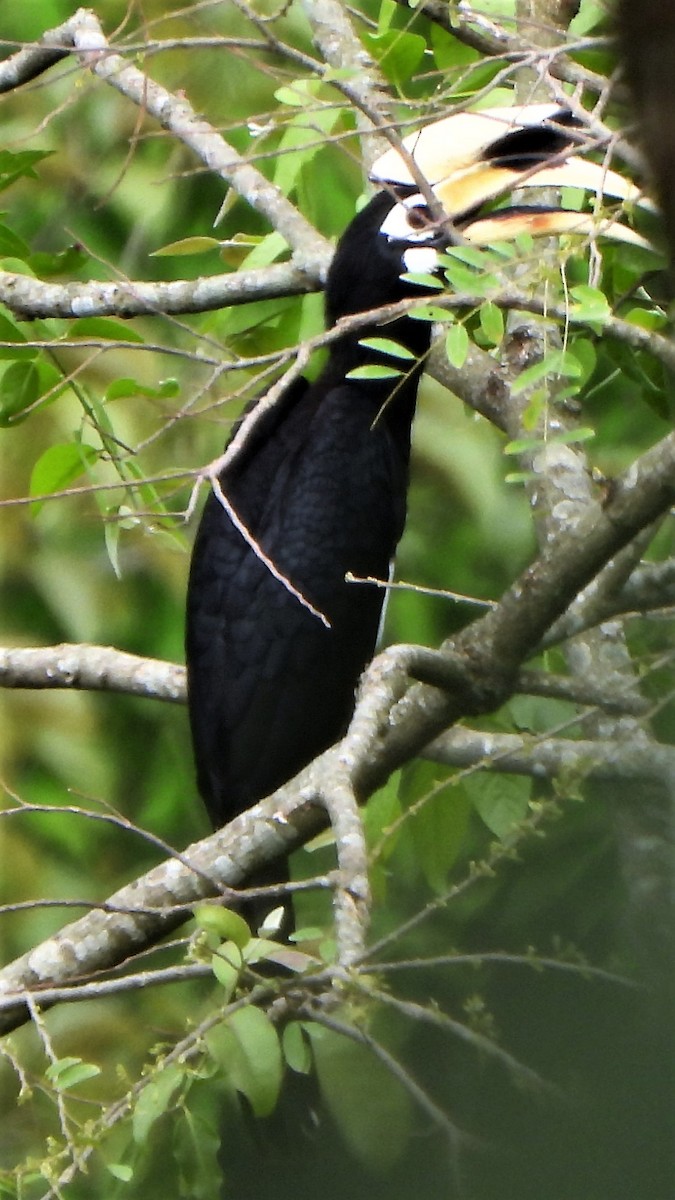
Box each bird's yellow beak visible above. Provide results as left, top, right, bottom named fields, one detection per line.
left=371, top=103, right=654, bottom=249
left=462, top=207, right=652, bottom=250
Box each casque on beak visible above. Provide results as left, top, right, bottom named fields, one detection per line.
left=371, top=103, right=655, bottom=250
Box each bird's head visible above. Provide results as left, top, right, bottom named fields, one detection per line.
left=371, top=102, right=654, bottom=254
left=324, top=188, right=449, bottom=328
left=327, top=103, right=654, bottom=330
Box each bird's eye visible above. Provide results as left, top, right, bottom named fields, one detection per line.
left=406, top=204, right=433, bottom=232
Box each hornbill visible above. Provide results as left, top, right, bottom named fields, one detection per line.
left=186, top=103, right=646, bottom=897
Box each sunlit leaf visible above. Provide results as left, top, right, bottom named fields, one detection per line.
left=45, top=1057, right=101, bottom=1090
left=624, top=307, right=668, bottom=331
left=569, top=284, right=611, bottom=325
left=194, top=905, right=251, bottom=949
left=273, top=104, right=342, bottom=197
left=445, top=322, right=469, bottom=369
left=361, top=29, right=426, bottom=87
left=105, top=376, right=180, bottom=401
left=152, top=235, right=222, bottom=257
left=399, top=271, right=444, bottom=290
left=479, top=300, right=504, bottom=346
left=211, top=949, right=240, bottom=1000
left=359, top=337, right=416, bottom=360
left=346, top=364, right=403, bottom=380
left=29, top=442, right=98, bottom=514
left=106, top=1163, right=133, bottom=1182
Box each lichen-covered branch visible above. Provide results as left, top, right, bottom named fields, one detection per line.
left=0, top=260, right=323, bottom=322
left=0, top=420, right=672, bottom=1032
left=0, top=643, right=185, bottom=702
left=425, top=725, right=675, bottom=781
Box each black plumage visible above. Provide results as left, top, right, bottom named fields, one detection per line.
left=185, top=190, right=442, bottom=831
left=186, top=100, right=642, bottom=851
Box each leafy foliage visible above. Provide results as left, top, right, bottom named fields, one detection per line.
left=0, top=2, right=673, bottom=1200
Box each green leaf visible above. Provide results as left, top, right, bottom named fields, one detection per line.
left=103, top=510, right=122, bottom=581
left=511, top=349, right=582, bottom=396
left=227, top=1006, right=283, bottom=1118
left=377, top=0, right=397, bottom=34
left=0, top=362, right=39, bottom=425
left=69, top=317, right=145, bottom=343
left=194, top=905, right=251, bottom=949
left=441, top=244, right=497, bottom=270
left=282, top=1023, right=313, bottom=1074
left=479, top=300, right=504, bottom=346
left=570, top=0, right=606, bottom=34
left=505, top=470, right=536, bottom=485
left=211, top=950, right=240, bottom=1000
left=399, top=271, right=443, bottom=290
left=445, top=322, right=469, bottom=369
left=400, top=762, right=471, bottom=892
left=0, top=149, right=52, bottom=193
left=105, top=376, right=180, bottom=401
left=361, top=29, right=426, bottom=87
left=274, top=78, right=323, bottom=106
left=242, top=936, right=284, bottom=965
left=504, top=428, right=593, bottom=455
left=218, top=233, right=266, bottom=268
left=624, top=307, right=668, bottom=331
left=569, top=284, right=611, bottom=325
left=465, top=773, right=532, bottom=839
left=152, top=235, right=222, bottom=257
left=29, top=443, right=98, bottom=514
left=133, top=1065, right=185, bottom=1144
left=45, top=1057, right=101, bottom=1090
left=273, top=104, right=342, bottom=198
left=28, top=244, right=88, bottom=277
left=346, top=365, right=403, bottom=380
left=174, top=1096, right=222, bottom=1200
left=0, top=223, right=29, bottom=258
left=0, top=309, right=35, bottom=360
left=441, top=259, right=486, bottom=292
left=306, top=1023, right=413, bottom=1171
left=569, top=338, right=597, bottom=385
left=508, top=693, right=577, bottom=734
left=239, top=230, right=287, bottom=270
left=359, top=337, right=416, bottom=360
left=408, top=304, right=454, bottom=323
left=106, top=1164, right=133, bottom=1183
left=430, top=20, right=478, bottom=69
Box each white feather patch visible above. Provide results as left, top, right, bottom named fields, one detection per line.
left=402, top=246, right=440, bottom=273
left=379, top=193, right=432, bottom=243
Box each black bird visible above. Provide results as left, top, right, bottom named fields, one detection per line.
left=186, top=188, right=444, bottom=834
left=186, top=103, right=643, bottom=874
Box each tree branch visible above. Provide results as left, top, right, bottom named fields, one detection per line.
left=0, top=643, right=185, bottom=702
left=0, top=260, right=323, bottom=322
left=0, top=421, right=673, bottom=1033
left=425, top=725, right=674, bottom=781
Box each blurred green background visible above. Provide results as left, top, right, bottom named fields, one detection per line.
left=0, top=2, right=672, bottom=1198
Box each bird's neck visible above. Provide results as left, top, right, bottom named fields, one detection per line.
left=321, top=308, right=431, bottom=449
left=326, top=304, right=429, bottom=384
